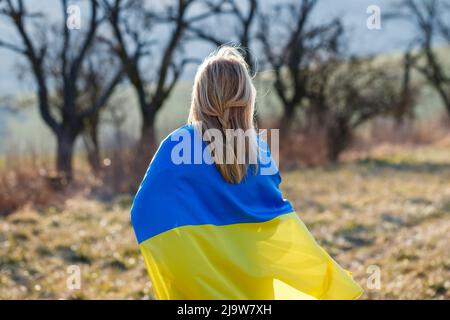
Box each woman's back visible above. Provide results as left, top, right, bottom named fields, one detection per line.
left=131, top=124, right=362, bottom=299
left=131, top=124, right=293, bottom=244
left=130, top=46, right=363, bottom=299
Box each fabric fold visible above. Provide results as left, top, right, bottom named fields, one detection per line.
left=131, top=124, right=363, bottom=300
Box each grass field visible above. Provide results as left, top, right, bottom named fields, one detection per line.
left=1, top=141, right=449, bottom=299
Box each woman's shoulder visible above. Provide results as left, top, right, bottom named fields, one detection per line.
left=159, top=124, right=197, bottom=148
left=150, top=124, right=203, bottom=170
left=171, top=123, right=196, bottom=136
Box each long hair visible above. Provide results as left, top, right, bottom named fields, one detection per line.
left=188, top=46, right=257, bottom=183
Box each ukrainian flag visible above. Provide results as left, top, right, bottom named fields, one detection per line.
left=131, top=125, right=363, bottom=300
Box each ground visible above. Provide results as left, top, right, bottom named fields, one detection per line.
left=0, top=143, right=449, bottom=299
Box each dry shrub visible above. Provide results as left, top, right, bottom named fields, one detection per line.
left=369, top=118, right=444, bottom=144
left=88, top=145, right=153, bottom=200
left=0, top=155, right=70, bottom=216
left=260, top=120, right=329, bottom=169
left=98, top=149, right=143, bottom=196
left=262, top=113, right=449, bottom=169
left=0, top=141, right=152, bottom=217
left=350, top=114, right=450, bottom=154
left=279, top=126, right=329, bottom=169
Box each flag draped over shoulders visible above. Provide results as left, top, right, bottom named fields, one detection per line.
left=131, top=124, right=363, bottom=300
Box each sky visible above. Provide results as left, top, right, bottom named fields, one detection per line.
left=0, top=0, right=417, bottom=96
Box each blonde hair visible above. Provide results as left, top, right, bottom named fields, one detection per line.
left=188, top=46, right=257, bottom=183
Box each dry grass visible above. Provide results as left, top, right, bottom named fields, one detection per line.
left=0, top=196, right=151, bottom=299
left=0, top=156, right=69, bottom=216
left=283, top=142, right=450, bottom=299
left=0, top=142, right=449, bottom=299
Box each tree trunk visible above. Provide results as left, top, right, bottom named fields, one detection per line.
left=139, top=120, right=157, bottom=155
left=443, top=99, right=450, bottom=118
left=82, top=116, right=101, bottom=173
left=83, top=134, right=101, bottom=172
left=56, top=130, right=76, bottom=180
left=326, top=120, right=351, bottom=163
left=135, top=118, right=158, bottom=179
left=280, top=103, right=296, bottom=134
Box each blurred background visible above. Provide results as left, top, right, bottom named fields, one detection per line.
left=0, top=0, right=449, bottom=299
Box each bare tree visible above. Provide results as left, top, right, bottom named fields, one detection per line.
left=0, top=0, right=122, bottom=179
left=257, top=0, right=342, bottom=130
left=187, top=0, right=258, bottom=72
left=78, top=45, right=121, bottom=172
left=101, top=0, right=215, bottom=160
left=395, top=51, right=417, bottom=122
left=392, top=0, right=450, bottom=117
left=307, top=56, right=417, bottom=162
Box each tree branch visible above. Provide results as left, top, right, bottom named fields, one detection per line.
left=0, top=38, right=26, bottom=54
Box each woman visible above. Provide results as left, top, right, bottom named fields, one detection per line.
left=131, top=46, right=363, bottom=300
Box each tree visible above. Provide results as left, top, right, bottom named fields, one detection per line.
left=101, top=0, right=216, bottom=159
left=307, top=56, right=416, bottom=162
left=257, top=0, right=342, bottom=130
left=0, top=0, right=122, bottom=179
left=187, top=0, right=258, bottom=73
left=77, top=44, right=122, bottom=172
left=392, top=0, right=450, bottom=117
